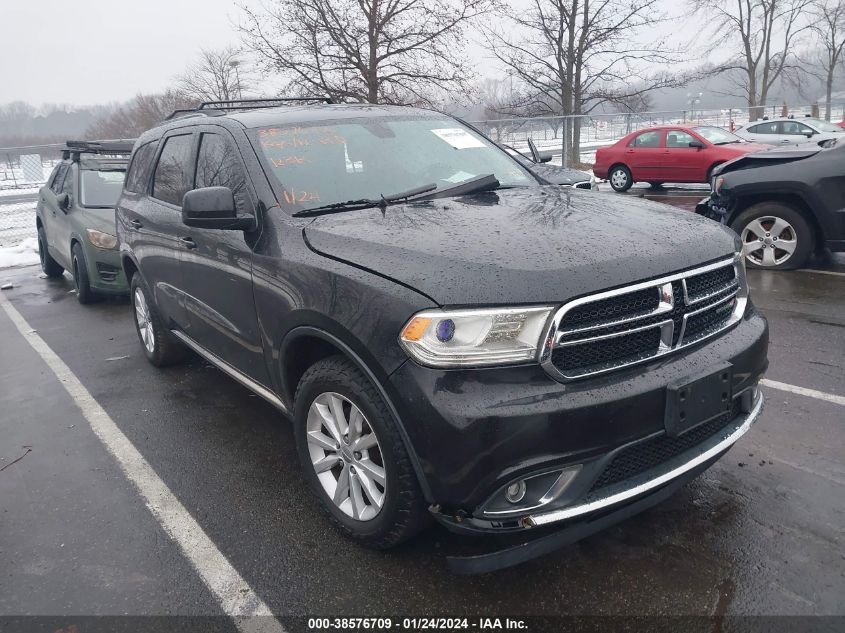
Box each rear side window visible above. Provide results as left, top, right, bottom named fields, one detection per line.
left=125, top=141, right=159, bottom=193
left=152, top=135, right=193, bottom=206
left=194, top=133, right=252, bottom=213
left=749, top=123, right=777, bottom=134
left=629, top=131, right=661, bottom=148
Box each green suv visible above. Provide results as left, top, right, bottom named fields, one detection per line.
left=36, top=141, right=133, bottom=302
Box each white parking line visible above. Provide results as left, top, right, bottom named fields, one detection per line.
left=761, top=379, right=845, bottom=407
left=0, top=292, right=285, bottom=633
left=796, top=269, right=845, bottom=278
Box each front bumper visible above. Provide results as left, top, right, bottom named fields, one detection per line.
left=388, top=309, right=768, bottom=531
left=84, top=246, right=129, bottom=294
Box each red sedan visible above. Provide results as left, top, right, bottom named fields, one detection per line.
left=593, top=125, right=768, bottom=192
left=838, top=120, right=845, bottom=130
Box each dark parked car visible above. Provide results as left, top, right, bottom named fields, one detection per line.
left=36, top=140, right=133, bottom=302
left=117, top=99, right=768, bottom=572
left=501, top=139, right=593, bottom=188
left=696, top=138, right=845, bottom=269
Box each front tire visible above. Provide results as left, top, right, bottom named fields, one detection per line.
left=71, top=243, right=96, bottom=304
left=294, top=356, right=429, bottom=549
left=731, top=203, right=814, bottom=270
left=609, top=164, right=633, bottom=192
left=37, top=226, right=64, bottom=278
left=130, top=274, right=185, bottom=366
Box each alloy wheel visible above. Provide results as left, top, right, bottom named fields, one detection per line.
left=741, top=216, right=798, bottom=267
left=134, top=288, right=155, bottom=354
left=306, top=392, right=386, bottom=521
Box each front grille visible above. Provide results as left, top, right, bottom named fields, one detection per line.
left=685, top=265, right=736, bottom=301
left=546, top=259, right=744, bottom=380
left=588, top=399, right=742, bottom=494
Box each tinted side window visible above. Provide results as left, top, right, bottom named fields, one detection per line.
left=194, top=133, right=252, bottom=213
left=125, top=141, right=159, bottom=193
left=152, top=135, right=193, bottom=206
left=50, top=164, right=69, bottom=193
left=749, top=123, right=776, bottom=134
left=61, top=165, right=75, bottom=194
left=629, top=131, right=661, bottom=148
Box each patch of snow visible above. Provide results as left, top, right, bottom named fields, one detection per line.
left=0, top=186, right=41, bottom=197
left=0, top=237, right=40, bottom=269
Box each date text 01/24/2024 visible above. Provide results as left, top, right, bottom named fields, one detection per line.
left=307, top=618, right=529, bottom=630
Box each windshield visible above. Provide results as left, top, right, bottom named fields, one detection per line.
left=251, top=116, right=535, bottom=212
left=80, top=169, right=126, bottom=207
left=805, top=118, right=844, bottom=133
left=693, top=126, right=744, bottom=144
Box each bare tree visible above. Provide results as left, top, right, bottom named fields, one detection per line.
left=176, top=46, right=249, bottom=102
left=86, top=90, right=196, bottom=139
left=809, top=0, right=845, bottom=120
left=483, top=0, right=686, bottom=164
left=693, top=0, right=812, bottom=120
left=237, top=0, right=493, bottom=106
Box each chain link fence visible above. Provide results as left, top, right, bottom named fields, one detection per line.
left=0, top=200, right=38, bottom=248
left=470, top=103, right=845, bottom=168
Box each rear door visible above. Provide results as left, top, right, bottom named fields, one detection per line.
left=41, top=162, right=70, bottom=266
left=177, top=128, right=270, bottom=386
left=135, top=132, right=195, bottom=331
left=624, top=130, right=664, bottom=181
left=661, top=130, right=711, bottom=182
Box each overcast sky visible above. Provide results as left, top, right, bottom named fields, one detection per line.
left=1, top=0, right=698, bottom=108
left=1, top=0, right=249, bottom=106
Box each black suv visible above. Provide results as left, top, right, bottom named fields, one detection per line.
left=696, top=138, right=845, bottom=270
left=116, top=99, right=768, bottom=572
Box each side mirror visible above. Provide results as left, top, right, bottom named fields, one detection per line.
left=56, top=193, right=70, bottom=211
left=688, top=140, right=705, bottom=149
left=181, top=187, right=256, bottom=231
left=537, top=151, right=554, bottom=163
left=802, top=130, right=814, bottom=138
left=527, top=138, right=542, bottom=163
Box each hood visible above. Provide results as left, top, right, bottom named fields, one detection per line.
left=722, top=142, right=770, bottom=155
left=715, top=145, right=821, bottom=176
left=303, top=187, right=738, bottom=306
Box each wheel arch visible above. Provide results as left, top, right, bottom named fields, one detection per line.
left=120, top=253, right=140, bottom=285
left=280, top=325, right=434, bottom=502
left=729, top=193, right=823, bottom=250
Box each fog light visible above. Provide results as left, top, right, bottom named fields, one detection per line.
left=505, top=480, right=527, bottom=504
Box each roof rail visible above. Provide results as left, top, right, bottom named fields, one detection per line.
left=164, top=97, right=335, bottom=120
left=62, top=139, right=135, bottom=160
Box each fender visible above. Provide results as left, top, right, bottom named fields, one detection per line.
left=280, top=325, right=435, bottom=503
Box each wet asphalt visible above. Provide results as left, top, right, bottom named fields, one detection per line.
left=0, top=191, right=843, bottom=623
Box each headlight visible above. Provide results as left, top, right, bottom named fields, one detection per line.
left=713, top=176, right=725, bottom=194
left=86, top=229, right=118, bottom=249
left=399, top=306, right=554, bottom=368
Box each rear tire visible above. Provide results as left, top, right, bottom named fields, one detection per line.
left=294, top=355, right=429, bottom=549
left=130, top=274, right=185, bottom=366
left=608, top=164, right=633, bottom=192
left=731, top=203, right=814, bottom=270
left=37, top=226, right=64, bottom=278
left=71, top=243, right=96, bottom=304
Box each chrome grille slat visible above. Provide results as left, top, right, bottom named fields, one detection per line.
left=540, top=256, right=748, bottom=381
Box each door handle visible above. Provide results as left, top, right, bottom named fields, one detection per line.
left=129, top=219, right=143, bottom=229
left=180, top=237, right=197, bottom=250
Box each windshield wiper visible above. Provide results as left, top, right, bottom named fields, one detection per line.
left=292, top=183, right=437, bottom=217
left=412, top=173, right=501, bottom=201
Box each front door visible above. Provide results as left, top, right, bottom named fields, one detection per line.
left=177, top=129, right=270, bottom=386
left=661, top=130, right=711, bottom=182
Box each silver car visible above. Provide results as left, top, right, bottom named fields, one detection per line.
left=735, top=117, right=844, bottom=146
